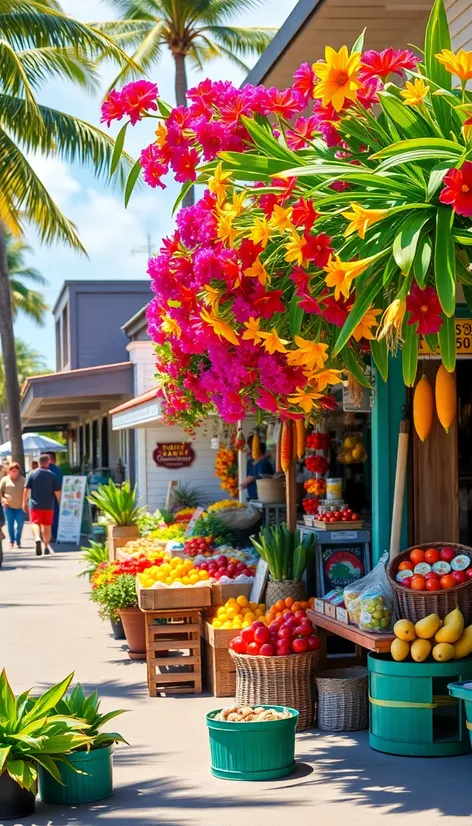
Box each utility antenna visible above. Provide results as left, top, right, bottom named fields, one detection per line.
left=131, top=231, right=154, bottom=258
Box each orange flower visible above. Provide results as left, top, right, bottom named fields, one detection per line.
left=342, top=203, right=389, bottom=239
left=306, top=368, right=343, bottom=391
left=248, top=216, right=270, bottom=248
left=287, top=387, right=322, bottom=413
left=324, top=254, right=374, bottom=300
left=284, top=231, right=306, bottom=266
left=244, top=257, right=269, bottom=286
left=216, top=213, right=237, bottom=247
left=200, top=308, right=239, bottom=346
left=242, top=316, right=264, bottom=345
left=400, top=78, right=430, bottom=107
left=259, top=328, right=289, bottom=355
left=436, top=49, right=472, bottom=82
left=160, top=314, right=181, bottom=337
left=313, top=46, right=362, bottom=112
left=269, top=204, right=293, bottom=232
left=351, top=305, right=382, bottom=342
left=208, top=162, right=233, bottom=202
left=286, top=337, right=329, bottom=371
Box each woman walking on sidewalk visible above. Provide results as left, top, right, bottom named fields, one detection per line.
left=0, top=462, right=26, bottom=548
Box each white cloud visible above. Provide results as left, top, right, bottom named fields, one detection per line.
left=28, top=155, right=81, bottom=208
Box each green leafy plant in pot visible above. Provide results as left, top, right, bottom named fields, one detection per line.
left=38, top=684, right=127, bottom=805
left=78, top=544, right=125, bottom=639
left=251, top=523, right=317, bottom=608
left=88, top=480, right=144, bottom=559
left=0, top=671, right=91, bottom=820
left=91, top=573, right=146, bottom=660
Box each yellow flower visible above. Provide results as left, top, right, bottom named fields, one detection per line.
left=324, top=254, right=374, bottom=301
left=202, top=284, right=221, bottom=311
left=376, top=298, right=406, bottom=351
left=284, top=231, right=306, bottom=266
left=200, top=308, right=239, bottom=346
left=436, top=49, right=472, bottom=82
left=400, top=78, right=430, bottom=107
left=248, top=216, right=270, bottom=248
left=286, top=336, right=329, bottom=371
left=306, top=368, right=343, bottom=391
left=313, top=45, right=362, bottom=112
left=244, top=257, right=269, bottom=286
left=160, top=314, right=181, bottom=337
left=269, top=204, right=293, bottom=233
left=287, top=387, right=322, bottom=413
left=342, top=203, right=389, bottom=239
left=259, top=328, right=289, bottom=355
left=351, top=305, right=382, bottom=342
left=217, top=213, right=237, bottom=247
left=208, top=162, right=233, bottom=202
left=155, top=122, right=168, bottom=147
left=242, top=316, right=264, bottom=345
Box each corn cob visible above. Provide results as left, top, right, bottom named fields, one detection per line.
left=295, top=419, right=306, bottom=460
left=251, top=432, right=261, bottom=460
left=281, top=421, right=293, bottom=473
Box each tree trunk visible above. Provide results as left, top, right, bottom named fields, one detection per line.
left=174, top=53, right=194, bottom=208
left=0, top=224, right=25, bottom=473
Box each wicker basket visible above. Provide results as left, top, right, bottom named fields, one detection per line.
left=256, top=477, right=285, bottom=503
left=387, top=543, right=472, bottom=624
left=230, top=650, right=317, bottom=730
left=314, top=667, right=368, bottom=732
left=265, top=579, right=306, bottom=609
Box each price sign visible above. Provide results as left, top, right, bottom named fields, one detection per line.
left=419, top=319, right=472, bottom=355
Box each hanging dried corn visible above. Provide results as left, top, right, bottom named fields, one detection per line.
left=280, top=420, right=293, bottom=473
left=295, top=419, right=306, bottom=461
left=251, top=432, right=261, bottom=460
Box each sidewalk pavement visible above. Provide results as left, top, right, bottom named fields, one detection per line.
left=1, top=527, right=472, bottom=826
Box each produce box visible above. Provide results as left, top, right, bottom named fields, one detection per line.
left=202, top=622, right=238, bottom=697
left=313, top=520, right=363, bottom=531
left=211, top=582, right=252, bottom=606
left=203, top=621, right=240, bottom=648
left=136, top=581, right=211, bottom=611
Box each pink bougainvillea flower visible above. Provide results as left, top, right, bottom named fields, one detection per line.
left=120, top=80, right=159, bottom=124
left=406, top=285, right=443, bottom=335
left=357, top=76, right=381, bottom=109
left=287, top=116, right=318, bottom=150
left=359, top=48, right=419, bottom=80
left=302, top=232, right=333, bottom=267
left=193, top=118, right=228, bottom=160
left=312, top=100, right=341, bottom=147
left=293, top=62, right=315, bottom=102
left=261, top=87, right=305, bottom=118
left=439, top=161, right=472, bottom=217
left=140, top=144, right=167, bottom=189
left=171, top=146, right=200, bottom=182
left=100, top=89, right=126, bottom=126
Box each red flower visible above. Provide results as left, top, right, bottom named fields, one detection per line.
left=239, top=238, right=263, bottom=269
left=250, top=284, right=285, bottom=318
left=171, top=147, right=199, bottom=182
left=357, top=77, right=381, bottom=109
left=301, top=233, right=333, bottom=267
left=290, top=266, right=310, bottom=296
left=321, top=295, right=352, bottom=327
left=406, top=285, right=443, bottom=335
left=100, top=89, right=126, bottom=126
left=287, top=116, right=318, bottom=150
left=360, top=48, right=419, bottom=80
left=261, top=87, right=305, bottom=118
left=320, top=395, right=338, bottom=411
left=298, top=293, right=322, bottom=314
left=439, top=161, right=472, bottom=217
left=292, top=197, right=318, bottom=231
left=292, top=62, right=315, bottom=101
left=120, top=80, right=159, bottom=124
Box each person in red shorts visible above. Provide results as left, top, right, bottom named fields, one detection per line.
left=23, top=453, right=62, bottom=556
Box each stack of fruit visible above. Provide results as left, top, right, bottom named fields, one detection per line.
left=395, top=547, right=472, bottom=591
left=137, top=556, right=210, bottom=588
left=229, top=614, right=320, bottom=657
left=217, top=705, right=292, bottom=722
left=264, top=597, right=314, bottom=622
left=391, top=608, right=472, bottom=662
left=183, top=536, right=215, bottom=557
left=337, top=433, right=367, bottom=465
left=315, top=505, right=360, bottom=524
left=211, top=596, right=266, bottom=629
left=302, top=497, right=319, bottom=515
left=194, top=554, right=256, bottom=581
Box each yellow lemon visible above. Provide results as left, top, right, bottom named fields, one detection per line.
left=174, top=577, right=182, bottom=584
left=218, top=613, right=227, bottom=623
left=165, top=577, right=173, bottom=586
left=216, top=606, right=226, bottom=616
left=241, top=620, right=251, bottom=628
left=222, top=621, right=232, bottom=629
left=182, top=576, right=190, bottom=585
left=175, top=565, right=185, bottom=577
left=237, top=595, right=249, bottom=608
left=212, top=619, right=222, bottom=629
left=244, top=612, right=256, bottom=623
left=226, top=607, right=238, bottom=620
left=184, top=560, right=193, bottom=572
left=198, top=570, right=209, bottom=580
left=189, top=575, right=199, bottom=585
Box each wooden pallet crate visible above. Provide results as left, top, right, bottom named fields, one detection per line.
left=137, top=581, right=211, bottom=611
left=211, top=582, right=252, bottom=606
left=144, top=609, right=203, bottom=696
left=203, top=639, right=236, bottom=698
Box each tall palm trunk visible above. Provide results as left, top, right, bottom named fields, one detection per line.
left=174, top=52, right=194, bottom=208
left=0, top=224, right=25, bottom=473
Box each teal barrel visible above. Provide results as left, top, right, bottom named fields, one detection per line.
left=206, top=706, right=299, bottom=780
left=448, top=681, right=472, bottom=747
left=368, top=653, right=472, bottom=757
left=38, top=745, right=113, bottom=804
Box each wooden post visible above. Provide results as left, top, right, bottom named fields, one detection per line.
left=237, top=418, right=247, bottom=504
left=286, top=453, right=298, bottom=532
left=389, top=419, right=409, bottom=560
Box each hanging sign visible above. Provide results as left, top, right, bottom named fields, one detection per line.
left=419, top=319, right=472, bottom=355
left=318, top=546, right=366, bottom=595
left=152, top=442, right=196, bottom=469
left=57, top=476, right=87, bottom=544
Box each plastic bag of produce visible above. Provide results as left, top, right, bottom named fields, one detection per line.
left=344, top=552, right=393, bottom=632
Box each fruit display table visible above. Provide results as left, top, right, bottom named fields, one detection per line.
left=143, top=608, right=203, bottom=696
left=307, top=609, right=394, bottom=671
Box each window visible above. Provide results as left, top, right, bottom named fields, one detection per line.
left=55, top=319, right=61, bottom=370
left=62, top=305, right=69, bottom=367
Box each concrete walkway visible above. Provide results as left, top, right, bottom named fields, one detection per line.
left=1, top=530, right=472, bottom=826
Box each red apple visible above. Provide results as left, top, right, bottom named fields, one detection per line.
left=259, top=643, right=275, bottom=657
left=241, top=627, right=254, bottom=644
left=278, top=625, right=293, bottom=640
left=294, top=623, right=312, bottom=637
left=440, top=547, right=456, bottom=562
left=466, top=568, right=472, bottom=580
left=246, top=642, right=260, bottom=655
left=229, top=636, right=247, bottom=654
left=452, top=569, right=467, bottom=585
left=277, top=645, right=292, bottom=656
left=306, top=635, right=320, bottom=651
left=251, top=621, right=265, bottom=630
left=292, top=637, right=309, bottom=654
left=294, top=610, right=307, bottom=622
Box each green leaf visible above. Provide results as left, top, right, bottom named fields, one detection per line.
left=0, top=669, right=16, bottom=728
left=352, top=28, right=366, bottom=53
left=370, top=338, right=389, bottom=382
left=425, top=0, right=452, bottom=135
left=424, top=332, right=439, bottom=353
left=289, top=293, right=304, bottom=337
left=463, top=284, right=472, bottom=313
left=402, top=316, right=419, bottom=386
left=377, top=91, right=426, bottom=140
left=333, top=268, right=387, bottom=356
left=110, top=121, right=128, bottom=177
left=454, top=231, right=472, bottom=246
left=0, top=746, right=11, bottom=772
left=372, top=137, right=462, bottom=161
left=172, top=180, right=192, bottom=215
left=6, top=757, right=37, bottom=793
left=393, top=212, right=432, bottom=274
left=435, top=206, right=456, bottom=316
left=33, top=754, right=63, bottom=784
left=124, top=159, right=142, bottom=208
left=241, top=116, right=300, bottom=163
left=427, top=162, right=452, bottom=201
left=157, top=99, right=172, bottom=118
left=219, top=151, right=298, bottom=181
left=438, top=314, right=456, bottom=371
left=341, top=345, right=371, bottom=388
left=22, top=673, right=74, bottom=727
left=413, top=235, right=433, bottom=288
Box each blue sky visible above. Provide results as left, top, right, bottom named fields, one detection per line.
left=16, top=0, right=299, bottom=368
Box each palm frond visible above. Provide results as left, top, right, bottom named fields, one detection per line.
left=199, top=0, right=270, bottom=25
left=107, top=21, right=165, bottom=88
left=10, top=286, right=48, bottom=325
left=203, top=24, right=276, bottom=57
left=0, top=40, right=45, bottom=135
left=18, top=46, right=100, bottom=92
left=10, top=266, right=47, bottom=286
left=106, top=0, right=162, bottom=21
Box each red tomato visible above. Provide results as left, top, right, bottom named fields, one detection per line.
left=294, top=624, right=311, bottom=637
left=351, top=513, right=360, bottom=521
left=333, top=511, right=342, bottom=520
left=425, top=578, right=441, bottom=591
left=229, top=637, right=247, bottom=654
left=440, top=547, right=456, bottom=562
left=254, top=626, right=270, bottom=645
left=440, top=574, right=456, bottom=590
left=424, top=548, right=440, bottom=564
left=269, top=621, right=281, bottom=633
left=410, top=574, right=426, bottom=591
left=292, top=637, right=309, bottom=654
left=425, top=571, right=439, bottom=580
left=241, top=627, right=254, bottom=644
left=251, top=621, right=265, bottom=630
left=294, top=610, right=307, bottom=622
left=277, top=645, right=292, bottom=656
left=259, top=643, right=275, bottom=656
left=246, top=642, right=261, bottom=655
left=306, top=635, right=321, bottom=651
left=410, top=549, right=425, bottom=565
left=452, top=570, right=467, bottom=585
left=278, top=625, right=293, bottom=640
left=466, top=568, right=472, bottom=580
left=399, top=560, right=414, bottom=571
left=345, top=508, right=352, bottom=516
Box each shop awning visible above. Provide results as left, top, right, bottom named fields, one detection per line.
left=21, top=362, right=134, bottom=429
left=109, top=388, right=161, bottom=430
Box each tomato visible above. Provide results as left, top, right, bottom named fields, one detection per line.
left=229, top=637, right=247, bottom=654
left=425, top=548, right=440, bottom=565
left=425, top=578, right=441, bottom=591
left=333, top=511, right=342, bottom=520
left=293, top=610, right=307, bottom=622
left=440, top=574, right=456, bottom=590
left=241, top=627, right=255, bottom=644
left=278, top=625, right=293, bottom=640
left=452, top=570, right=467, bottom=585
left=292, top=637, right=309, bottom=654
left=306, top=635, right=321, bottom=651
left=398, top=560, right=414, bottom=571
left=294, top=624, right=311, bottom=637
left=246, top=642, right=261, bottom=655
left=251, top=621, right=265, bottom=630
left=466, top=568, right=472, bottom=580
left=269, top=621, right=282, bottom=633
left=410, top=549, right=425, bottom=565
left=440, top=547, right=456, bottom=562
left=351, top=513, right=360, bottom=521
left=424, top=571, right=439, bottom=580
left=259, top=643, right=275, bottom=656
left=277, top=645, right=292, bottom=656
left=410, top=574, right=426, bottom=591
left=254, top=626, right=270, bottom=645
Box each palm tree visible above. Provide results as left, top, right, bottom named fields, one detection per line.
left=96, top=0, right=276, bottom=204
left=7, top=232, right=48, bottom=326
left=0, top=339, right=49, bottom=409
left=0, top=0, right=136, bottom=472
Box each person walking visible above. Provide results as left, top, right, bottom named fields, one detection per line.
left=47, top=451, right=63, bottom=541
left=0, top=462, right=26, bottom=548
left=23, top=454, right=62, bottom=556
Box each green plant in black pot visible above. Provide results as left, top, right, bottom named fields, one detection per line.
left=251, top=523, right=317, bottom=608
left=91, top=574, right=145, bottom=660
left=0, top=671, right=91, bottom=820
left=38, top=683, right=128, bottom=805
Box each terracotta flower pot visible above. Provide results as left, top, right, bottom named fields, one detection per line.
left=119, top=607, right=146, bottom=660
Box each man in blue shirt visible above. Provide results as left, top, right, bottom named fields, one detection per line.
left=241, top=435, right=274, bottom=500
left=47, top=452, right=63, bottom=542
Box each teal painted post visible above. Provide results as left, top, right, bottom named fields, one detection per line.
left=371, top=356, right=408, bottom=564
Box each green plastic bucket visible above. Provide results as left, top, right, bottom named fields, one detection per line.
left=368, top=653, right=472, bottom=757
left=38, top=745, right=113, bottom=804
left=448, top=681, right=472, bottom=747
left=207, top=706, right=299, bottom=780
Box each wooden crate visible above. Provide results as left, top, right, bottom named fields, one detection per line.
left=144, top=609, right=203, bottom=696
left=203, top=639, right=236, bottom=698
left=137, top=581, right=211, bottom=611
left=313, top=520, right=363, bottom=531
left=211, top=582, right=252, bottom=606
left=203, top=620, right=239, bottom=648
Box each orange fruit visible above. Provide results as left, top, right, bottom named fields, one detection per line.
left=398, top=561, right=414, bottom=571
left=285, top=597, right=294, bottom=608
left=283, top=608, right=291, bottom=615
left=410, top=548, right=425, bottom=565
left=440, top=574, right=456, bottom=590
left=275, top=599, right=285, bottom=612
left=300, top=601, right=308, bottom=610
left=266, top=611, right=276, bottom=623
left=308, top=597, right=314, bottom=608
left=292, top=602, right=302, bottom=612
left=410, top=574, right=426, bottom=591
left=425, top=548, right=440, bottom=564
left=275, top=611, right=283, bottom=618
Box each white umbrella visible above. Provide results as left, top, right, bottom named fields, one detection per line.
left=0, top=433, right=68, bottom=457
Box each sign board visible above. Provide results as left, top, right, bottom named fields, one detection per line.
left=152, top=442, right=196, bottom=470
left=317, top=544, right=368, bottom=596
left=184, top=507, right=204, bottom=537
left=419, top=319, right=472, bottom=356
left=250, top=557, right=269, bottom=604
left=57, top=476, right=87, bottom=544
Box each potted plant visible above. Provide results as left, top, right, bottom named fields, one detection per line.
left=0, top=671, right=91, bottom=820
left=91, top=573, right=146, bottom=659
left=38, top=684, right=127, bottom=805
left=88, top=480, right=144, bottom=560
left=77, top=540, right=110, bottom=582
left=251, top=524, right=317, bottom=608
